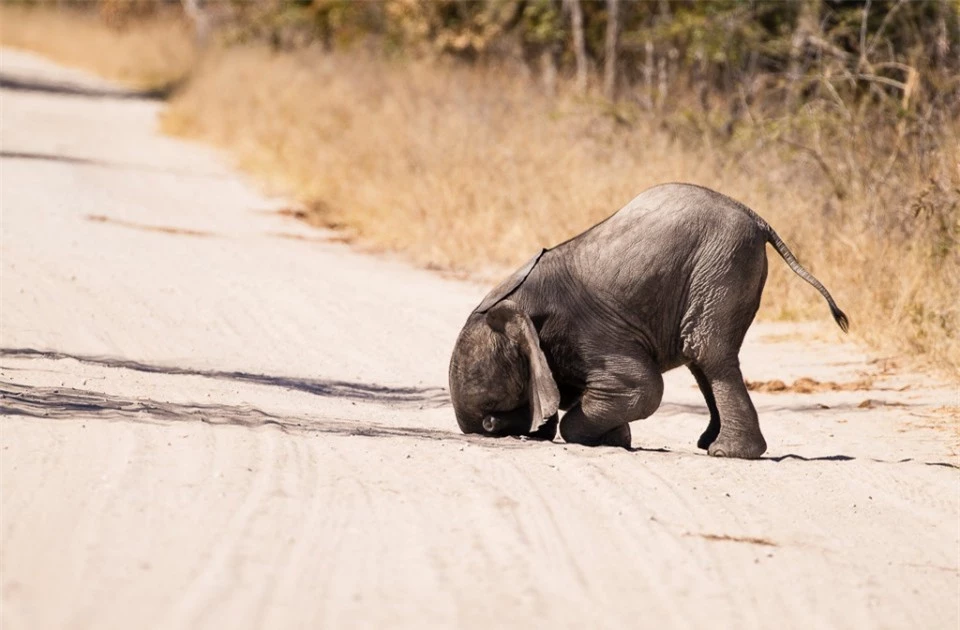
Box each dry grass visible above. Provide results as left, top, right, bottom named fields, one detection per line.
left=162, top=47, right=959, bottom=377
left=0, top=6, right=194, bottom=89
left=745, top=378, right=877, bottom=394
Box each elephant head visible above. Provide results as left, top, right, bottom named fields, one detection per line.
left=448, top=299, right=560, bottom=438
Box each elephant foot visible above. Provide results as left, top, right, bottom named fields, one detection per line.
left=527, top=414, right=559, bottom=441
left=559, top=421, right=631, bottom=449
left=707, top=432, right=767, bottom=460
left=697, top=423, right=720, bottom=450
left=598, top=424, right=632, bottom=449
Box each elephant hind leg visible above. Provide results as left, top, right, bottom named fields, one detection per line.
left=689, top=363, right=720, bottom=450
left=700, top=362, right=766, bottom=459
left=680, top=247, right=767, bottom=457
left=559, top=360, right=663, bottom=449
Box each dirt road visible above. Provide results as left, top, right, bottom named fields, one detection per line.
left=2, top=49, right=958, bottom=630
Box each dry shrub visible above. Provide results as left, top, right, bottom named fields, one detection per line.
left=746, top=378, right=876, bottom=394
left=0, top=5, right=195, bottom=89
left=162, top=46, right=959, bottom=377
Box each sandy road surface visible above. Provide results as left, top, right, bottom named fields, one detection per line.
left=1, top=49, right=958, bottom=630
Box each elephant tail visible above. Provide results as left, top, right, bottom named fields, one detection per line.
left=760, top=221, right=850, bottom=333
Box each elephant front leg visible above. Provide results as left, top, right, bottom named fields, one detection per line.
left=527, top=413, right=559, bottom=441
left=701, top=363, right=766, bottom=459
left=559, top=403, right=633, bottom=448
left=559, top=367, right=663, bottom=450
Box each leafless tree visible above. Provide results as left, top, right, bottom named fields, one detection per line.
left=564, top=0, right=588, bottom=95
left=788, top=0, right=822, bottom=109
left=181, top=0, right=210, bottom=48
left=603, top=0, right=620, bottom=99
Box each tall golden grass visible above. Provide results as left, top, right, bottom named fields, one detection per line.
left=161, top=47, right=959, bottom=377
left=0, top=6, right=194, bottom=89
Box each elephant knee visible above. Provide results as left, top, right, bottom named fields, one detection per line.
left=611, top=379, right=662, bottom=422
left=636, top=380, right=663, bottom=419
left=589, top=370, right=663, bottom=423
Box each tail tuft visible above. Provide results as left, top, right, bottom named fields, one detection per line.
left=831, top=305, right=850, bottom=333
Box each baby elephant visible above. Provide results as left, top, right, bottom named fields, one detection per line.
left=448, top=183, right=848, bottom=459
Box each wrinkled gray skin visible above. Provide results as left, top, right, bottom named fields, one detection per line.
left=449, top=183, right=848, bottom=459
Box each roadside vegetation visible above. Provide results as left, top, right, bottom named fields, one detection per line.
left=3, top=1, right=958, bottom=377
left=0, top=3, right=194, bottom=89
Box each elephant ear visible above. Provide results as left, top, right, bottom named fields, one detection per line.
left=485, top=300, right=560, bottom=433
left=474, top=249, right=547, bottom=314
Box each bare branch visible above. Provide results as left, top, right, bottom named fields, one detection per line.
left=805, top=35, right=851, bottom=62
left=818, top=74, right=853, bottom=121
left=866, top=0, right=908, bottom=60
left=856, top=73, right=908, bottom=91
left=779, top=138, right=847, bottom=200
left=859, top=0, right=872, bottom=67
